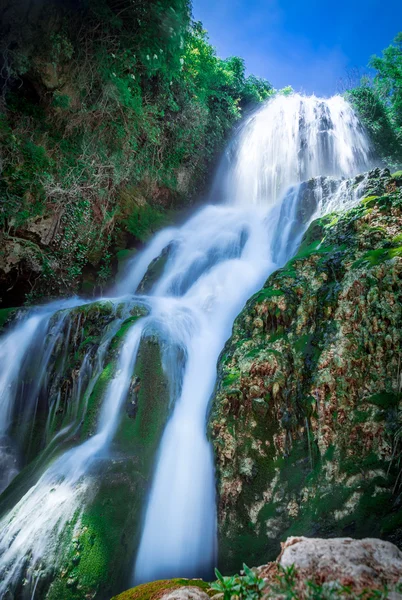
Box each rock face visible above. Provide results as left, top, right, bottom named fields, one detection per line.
left=0, top=300, right=171, bottom=600
left=209, top=169, right=402, bottom=572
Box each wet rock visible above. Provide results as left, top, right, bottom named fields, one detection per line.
left=136, top=245, right=172, bottom=294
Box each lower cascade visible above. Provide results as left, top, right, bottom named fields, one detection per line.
left=0, top=94, right=376, bottom=598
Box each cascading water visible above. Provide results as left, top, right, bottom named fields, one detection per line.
left=0, top=299, right=90, bottom=494
left=0, top=93, right=374, bottom=598
left=132, top=95, right=374, bottom=583
left=216, top=94, right=373, bottom=206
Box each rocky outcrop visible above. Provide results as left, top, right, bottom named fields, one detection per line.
left=209, top=169, right=402, bottom=572
left=114, top=536, right=402, bottom=600
left=0, top=299, right=172, bottom=600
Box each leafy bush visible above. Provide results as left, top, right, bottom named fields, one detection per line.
left=211, top=564, right=402, bottom=600
left=211, top=564, right=266, bottom=600
left=347, top=33, right=402, bottom=168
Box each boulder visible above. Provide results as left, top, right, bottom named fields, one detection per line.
left=279, top=536, right=402, bottom=589
left=159, top=587, right=211, bottom=600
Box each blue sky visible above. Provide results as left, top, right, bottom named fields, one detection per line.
left=191, top=0, right=402, bottom=96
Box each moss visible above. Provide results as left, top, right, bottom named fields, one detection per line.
left=112, top=578, right=214, bottom=600
left=80, top=361, right=116, bottom=440
left=222, top=372, right=241, bottom=388
left=113, top=336, right=170, bottom=462
left=104, top=305, right=148, bottom=353
left=352, top=246, right=402, bottom=268
left=44, top=335, right=171, bottom=599
left=297, top=214, right=335, bottom=253
left=136, top=247, right=170, bottom=294
left=73, top=300, right=115, bottom=317
left=77, top=305, right=148, bottom=439
left=0, top=306, right=17, bottom=329
left=366, top=392, right=400, bottom=409
left=251, top=288, right=284, bottom=304
left=109, top=317, right=143, bottom=352
left=361, top=195, right=379, bottom=207
left=46, top=462, right=140, bottom=600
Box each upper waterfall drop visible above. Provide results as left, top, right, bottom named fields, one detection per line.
left=218, top=93, right=374, bottom=206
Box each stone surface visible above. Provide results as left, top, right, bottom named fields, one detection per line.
left=279, top=536, right=402, bottom=587
left=159, top=587, right=211, bottom=600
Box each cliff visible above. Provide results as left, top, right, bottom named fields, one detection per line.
left=209, top=168, right=402, bottom=572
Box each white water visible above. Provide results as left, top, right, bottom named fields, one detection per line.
left=0, top=299, right=89, bottom=494
left=217, top=94, right=373, bottom=206
left=132, top=94, right=374, bottom=582
left=0, top=314, right=145, bottom=595
left=0, top=93, right=374, bottom=596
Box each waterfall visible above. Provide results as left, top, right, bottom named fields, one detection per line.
left=0, top=299, right=90, bottom=494
left=0, top=93, right=374, bottom=597
left=217, top=93, right=374, bottom=206
left=0, top=312, right=145, bottom=596
left=132, top=94, right=374, bottom=583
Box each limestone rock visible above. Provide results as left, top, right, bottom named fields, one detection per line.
left=279, top=536, right=402, bottom=588
left=159, top=587, right=211, bottom=600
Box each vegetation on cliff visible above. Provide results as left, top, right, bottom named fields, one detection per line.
left=0, top=0, right=272, bottom=305
left=210, top=168, right=402, bottom=572
left=348, top=32, right=402, bottom=167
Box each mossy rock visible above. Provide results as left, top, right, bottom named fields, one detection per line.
left=361, top=195, right=379, bottom=208
left=45, top=335, right=171, bottom=600
left=297, top=213, right=335, bottom=254
left=112, top=578, right=214, bottom=600
left=210, top=170, right=402, bottom=573
left=136, top=245, right=171, bottom=294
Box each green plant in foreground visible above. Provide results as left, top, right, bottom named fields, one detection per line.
left=211, top=568, right=241, bottom=600
left=239, top=564, right=266, bottom=600
left=211, top=565, right=265, bottom=600
left=269, top=564, right=400, bottom=599
left=271, top=564, right=298, bottom=599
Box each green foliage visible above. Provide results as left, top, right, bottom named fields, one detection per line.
left=370, top=32, right=402, bottom=135
left=211, top=563, right=402, bottom=600
left=211, top=568, right=241, bottom=600
left=124, top=204, right=170, bottom=242
left=0, top=0, right=272, bottom=300
left=347, top=84, right=402, bottom=166
left=211, top=565, right=265, bottom=600
left=239, top=564, right=267, bottom=600
left=347, top=33, right=402, bottom=167
left=268, top=565, right=402, bottom=599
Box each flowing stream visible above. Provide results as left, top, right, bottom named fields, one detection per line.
left=0, top=94, right=374, bottom=597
